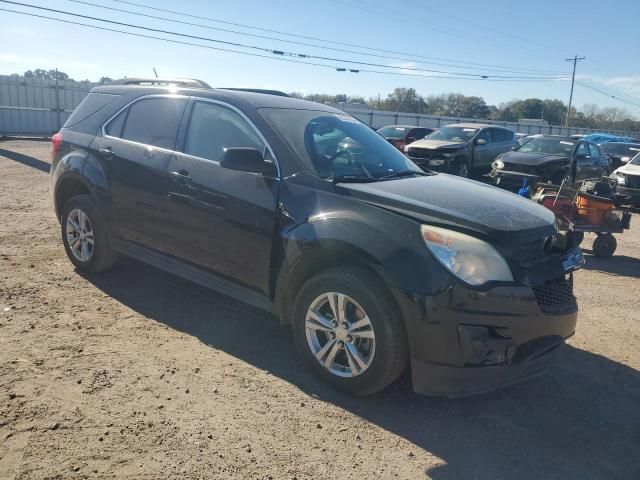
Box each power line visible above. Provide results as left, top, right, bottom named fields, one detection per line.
left=578, top=78, right=640, bottom=105
left=109, top=0, right=568, bottom=75
left=65, top=0, right=568, bottom=76
left=0, top=7, right=571, bottom=85
left=575, top=80, right=640, bottom=110
left=1, top=1, right=569, bottom=80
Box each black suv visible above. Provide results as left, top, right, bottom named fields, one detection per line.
left=50, top=78, right=584, bottom=397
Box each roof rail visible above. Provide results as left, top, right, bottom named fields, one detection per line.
left=110, top=78, right=211, bottom=89
left=218, top=88, right=290, bottom=97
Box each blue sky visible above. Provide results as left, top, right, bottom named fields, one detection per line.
left=1, top=0, right=639, bottom=115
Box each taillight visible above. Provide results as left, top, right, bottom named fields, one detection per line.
left=51, top=131, right=62, bottom=160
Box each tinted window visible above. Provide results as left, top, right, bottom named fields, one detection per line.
left=410, top=128, right=428, bottom=140
left=121, top=97, right=187, bottom=149
left=377, top=126, right=410, bottom=140
left=428, top=126, right=478, bottom=142
left=588, top=143, right=601, bottom=159
left=496, top=129, right=513, bottom=142
left=517, top=137, right=575, bottom=155
left=65, top=93, right=121, bottom=128
left=575, top=143, right=589, bottom=158
left=105, top=109, right=126, bottom=137
left=477, top=129, right=492, bottom=144
left=183, top=101, right=265, bottom=162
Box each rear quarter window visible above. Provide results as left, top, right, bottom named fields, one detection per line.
left=63, top=93, right=121, bottom=128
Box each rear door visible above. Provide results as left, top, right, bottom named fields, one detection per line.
left=94, top=95, right=187, bottom=251
left=163, top=98, right=280, bottom=294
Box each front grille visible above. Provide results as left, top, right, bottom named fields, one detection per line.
left=514, top=239, right=546, bottom=265
left=407, top=148, right=439, bottom=160
left=533, top=274, right=577, bottom=315
left=503, top=162, right=540, bottom=175
left=624, top=174, right=640, bottom=189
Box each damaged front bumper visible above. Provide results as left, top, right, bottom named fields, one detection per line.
left=392, top=248, right=582, bottom=397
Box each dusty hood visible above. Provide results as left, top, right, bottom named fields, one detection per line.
left=501, top=151, right=569, bottom=167
left=618, top=162, right=640, bottom=176
left=408, top=139, right=467, bottom=150
left=337, top=174, right=556, bottom=241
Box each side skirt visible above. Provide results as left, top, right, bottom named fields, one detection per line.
left=113, top=240, right=277, bottom=314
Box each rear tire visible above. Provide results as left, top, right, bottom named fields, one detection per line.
left=61, top=194, right=118, bottom=273
left=292, top=267, right=408, bottom=396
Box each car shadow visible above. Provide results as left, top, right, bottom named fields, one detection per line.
left=581, top=253, right=640, bottom=278
left=81, top=259, right=640, bottom=480
left=0, top=147, right=50, bottom=173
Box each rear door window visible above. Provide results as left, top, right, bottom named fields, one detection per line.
left=477, top=129, right=492, bottom=144
left=120, top=97, right=187, bottom=149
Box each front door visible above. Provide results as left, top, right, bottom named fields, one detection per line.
left=473, top=128, right=493, bottom=169
left=163, top=99, right=280, bottom=294
left=93, top=95, right=187, bottom=251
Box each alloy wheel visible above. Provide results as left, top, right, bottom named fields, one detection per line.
left=304, top=292, right=376, bottom=378
left=65, top=208, right=94, bottom=262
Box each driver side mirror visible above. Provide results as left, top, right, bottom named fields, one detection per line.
left=475, top=138, right=487, bottom=146
left=221, top=147, right=276, bottom=176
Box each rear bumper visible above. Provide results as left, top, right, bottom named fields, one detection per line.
left=392, top=280, right=578, bottom=397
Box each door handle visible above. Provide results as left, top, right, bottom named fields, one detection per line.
left=99, top=147, right=114, bottom=158
left=170, top=169, right=192, bottom=185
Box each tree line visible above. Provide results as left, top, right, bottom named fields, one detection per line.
left=10, top=69, right=638, bottom=132
left=290, top=87, right=640, bottom=133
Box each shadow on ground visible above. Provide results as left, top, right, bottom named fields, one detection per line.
left=581, top=253, right=640, bottom=278
left=0, top=147, right=50, bottom=173
left=82, top=259, right=640, bottom=480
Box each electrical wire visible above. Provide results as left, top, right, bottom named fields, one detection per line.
left=0, top=6, right=571, bottom=84
left=0, top=1, right=569, bottom=80
left=109, top=0, right=569, bottom=75
left=575, top=80, right=640, bottom=110
left=65, top=0, right=569, bottom=76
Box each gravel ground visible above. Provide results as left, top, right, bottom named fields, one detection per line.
left=0, top=139, right=639, bottom=480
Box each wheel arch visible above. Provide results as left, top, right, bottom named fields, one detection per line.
left=275, top=240, right=398, bottom=327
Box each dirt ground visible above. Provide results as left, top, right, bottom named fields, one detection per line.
left=0, top=139, right=639, bottom=480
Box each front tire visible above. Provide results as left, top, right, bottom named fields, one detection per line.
left=292, top=267, right=408, bottom=396
left=61, top=194, right=118, bottom=273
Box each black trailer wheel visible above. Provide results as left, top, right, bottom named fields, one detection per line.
left=592, top=233, right=617, bottom=258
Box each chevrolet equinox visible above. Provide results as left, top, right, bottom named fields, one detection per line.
left=50, top=78, right=584, bottom=397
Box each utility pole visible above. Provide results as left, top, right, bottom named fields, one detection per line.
left=565, top=55, right=585, bottom=126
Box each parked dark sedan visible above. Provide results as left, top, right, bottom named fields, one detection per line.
left=376, top=125, right=433, bottom=152
left=490, top=135, right=610, bottom=187
left=600, top=142, right=640, bottom=171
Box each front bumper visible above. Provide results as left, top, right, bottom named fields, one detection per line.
left=615, top=186, right=640, bottom=207
left=491, top=169, right=543, bottom=189
left=408, top=156, right=458, bottom=173
left=392, top=276, right=578, bottom=397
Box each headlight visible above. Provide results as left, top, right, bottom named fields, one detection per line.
left=493, top=159, right=504, bottom=170
left=621, top=156, right=630, bottom=163
left=404, top=146, right=411, bottom=153
left=421, top=225, right=513, bottom=285
left=614, top=172, right=626, bottom=185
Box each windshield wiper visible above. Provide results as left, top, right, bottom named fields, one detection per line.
left=378, top=170, right=431, bottom=180
left=331, top=175, right=379, bottom=183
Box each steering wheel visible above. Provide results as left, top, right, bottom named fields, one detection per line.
left=328, top=149, right=354, bottom=165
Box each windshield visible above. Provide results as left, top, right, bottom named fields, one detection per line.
left=260, top=109, right=422, bottom=181
left=601, top=143, right=640, bottom=157
left=427, top=126, right=477, bottom=142
left=630, top=153, right=640, bottom=165
left=377, top=126, right=409, bottom=139
left=517, top=137, right=575, bottom=156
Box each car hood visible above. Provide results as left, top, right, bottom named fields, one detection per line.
left=500, top=151, right=569, bottom=167
left=408, top=139, right=467, bottom=150
left=617, top=163, right=640, bottom=176
left=337, top=174, right=556, bottom=242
